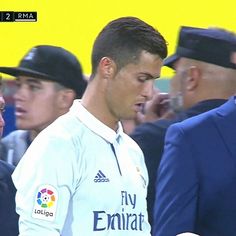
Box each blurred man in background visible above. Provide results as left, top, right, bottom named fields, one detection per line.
left=0, top=45, right=87, bottom=166
left=0, top=77, right=19, bottom=235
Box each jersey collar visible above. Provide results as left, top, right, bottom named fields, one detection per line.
left=71, top=99, right=123, bottom=144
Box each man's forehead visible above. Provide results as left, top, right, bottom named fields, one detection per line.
left=173, top=57, right=191, bottom=70
left=17, top=76, right=44, bottom=83
left=173, top=58, right=184, bottom=70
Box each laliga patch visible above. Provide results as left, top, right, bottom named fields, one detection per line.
left=32, top=185, right=58, bottom=222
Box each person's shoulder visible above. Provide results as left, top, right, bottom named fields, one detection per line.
left=177, top=105, right=219, bottom=129
left=131, top=118, right=174, bottom=137
left=2, top=130, right=29, bottom=143
left=123, top=132, right=144, bottom=152
left=0, top=160, right=14, bottom=178
left=163, top=108, right=218, bottom=145
left=167, top=99, right=232, bottom=134
left=30, top=112, right=86, bottom=159
left=123, top=132, right=139, bottom=144
left=42, top=111, right=83, bottom=139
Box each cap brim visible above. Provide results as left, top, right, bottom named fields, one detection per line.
left=0, top=66, right=52, bottom=80
left=163, top=54, right=180, bottom=69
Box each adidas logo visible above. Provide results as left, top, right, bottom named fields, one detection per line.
left=94, top=170, right=110, bottom=183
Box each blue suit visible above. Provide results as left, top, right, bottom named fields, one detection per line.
left=153, top=96, right=236, bottom=236
left=0, top=160, right=19, bottom=235
left=130, top=99, right=226, bottom=228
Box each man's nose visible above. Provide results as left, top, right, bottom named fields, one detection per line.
left=143, top=80, right=155, bottom=101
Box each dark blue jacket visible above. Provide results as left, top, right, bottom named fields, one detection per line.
left=130, top=99, right=226, bottom=228
left=0, top=160, right=19, bottom=235
left=153, top=96, right=236, bottom=235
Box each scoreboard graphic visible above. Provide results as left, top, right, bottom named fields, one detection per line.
left=0, top=11, right=37, bottom=22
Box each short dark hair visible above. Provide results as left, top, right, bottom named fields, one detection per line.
left=91, top=16, right=167, bottom=76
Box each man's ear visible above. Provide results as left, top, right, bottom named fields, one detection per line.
left=186, top=66, right=201, bottom=91
left=57, top=89, right=76, bottom=109
left=99, top=57, right=116, bottom=79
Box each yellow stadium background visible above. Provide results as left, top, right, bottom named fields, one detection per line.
left=0, top=0, right=235, bottom=79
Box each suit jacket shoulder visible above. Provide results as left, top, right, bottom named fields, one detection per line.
left=0, top=160, right=19, bottom=235
left=1, top=130, right=30, bottom=166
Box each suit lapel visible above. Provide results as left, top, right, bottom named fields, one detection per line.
left=213, top=97, right=236, bottom=158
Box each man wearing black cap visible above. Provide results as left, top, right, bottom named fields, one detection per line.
left=0, top=45, right=87, bottom=166
left=152, top=28, right=236, bottom=235
left=130, top=26, right=236, bottom=230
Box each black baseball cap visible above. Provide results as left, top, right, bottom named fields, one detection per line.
left=0, top=45, right=87, bottom=98
left=164, top=26, right=236, bottom=69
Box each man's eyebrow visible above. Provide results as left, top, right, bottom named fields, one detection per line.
left=27, top=78, right=41, bottom=84
left=16, top=77, right=42, bottom=84
left=139, top=72, right=160, bottom=80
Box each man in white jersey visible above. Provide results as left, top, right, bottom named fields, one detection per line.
left=12, top=16, right=167, bottom=235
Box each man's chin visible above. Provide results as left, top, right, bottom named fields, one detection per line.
left=16, top=124, right=30, bottom=130
left=122, top=115, right=136, bottom=121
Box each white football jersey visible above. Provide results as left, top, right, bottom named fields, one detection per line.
left=12, top=100, right=151, bottom=236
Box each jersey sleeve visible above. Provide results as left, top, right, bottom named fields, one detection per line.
left=12, top=129, right=79, bottom=235
left=153, top=123, right=199, bottom=236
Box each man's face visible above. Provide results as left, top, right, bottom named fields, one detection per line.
left=105, top=50, right=163, bottom=121
left=13, top=76, right=64, bottom=132
left=0, top=93, right=5, bottom=138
